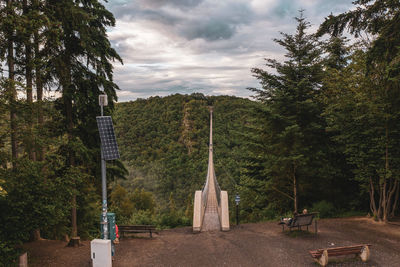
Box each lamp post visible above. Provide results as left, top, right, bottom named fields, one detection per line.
left=99, top=94, right=108, bottom=239
left=235, top=194, right=240, bottom=225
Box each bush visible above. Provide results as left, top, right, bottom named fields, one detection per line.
left=157, top=211, right=190, bottom=228
left=311, top=200, right=335, bottom=218
left=0, top=240, right=20, bottom=267
left=127, top=210, right=156, bottom=225
left=130, top=189, right=155, bottom=212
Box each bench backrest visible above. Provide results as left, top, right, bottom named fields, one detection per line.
left=291, top=213, right=316, bottom=227
left=119, top=225, right=156, bottom=230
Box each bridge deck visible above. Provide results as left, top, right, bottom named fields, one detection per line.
left=202, top=170, right=220, bottom=231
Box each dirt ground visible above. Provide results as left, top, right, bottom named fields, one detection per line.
left=23, top=217, right=400, bottom=267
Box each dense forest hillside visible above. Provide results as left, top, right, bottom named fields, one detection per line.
left=111, top=93, right=365, bottom=226
left=112, top=94, right=259, bottom=225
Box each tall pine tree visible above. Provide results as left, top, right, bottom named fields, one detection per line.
left=248, top=11, right=326, bottom=214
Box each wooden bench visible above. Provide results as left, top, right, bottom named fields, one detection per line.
left=118, top=225, right=157, bottom=238
left=279, top=212, right=318, bottom=233
left=309, top=244, right=371, bottom=266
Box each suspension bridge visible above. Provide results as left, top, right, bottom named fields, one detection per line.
left=193, top=107, right=230, bottom=232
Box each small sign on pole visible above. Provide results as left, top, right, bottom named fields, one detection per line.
left=235, top=194, right=240, bottom=225
left=235, top=194, right=240, bottom=205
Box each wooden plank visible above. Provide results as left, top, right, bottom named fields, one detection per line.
left=19, top=252, right=28, bottom=267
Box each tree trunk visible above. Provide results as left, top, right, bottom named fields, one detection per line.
left=32, top=229, right=43, bottom=241
left=7, top=0, right=18, bottom=168
left=391, top=181, right=399, bottom=218
left=377, top=179, right=384, bottom=221
left=386, top=180, right=398, bottom=219
left=62, top=52, right=78, bottom=239
left=382, top=179, right=387, bottom=222
left=34, top=29, right=44, bottom=161
left=382, top=122, right=389, bottom=222
left=24, top=0, right=36, bottom=161
left=71, top=194, right=77, bottom=237
left=293, top=163, right=298, bottom=214
left=369, top=178, right=378, bottom=218
left=66, top=93, right=78, bottom=239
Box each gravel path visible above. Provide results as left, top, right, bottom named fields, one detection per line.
left=24, top=217, right=400, bottom=267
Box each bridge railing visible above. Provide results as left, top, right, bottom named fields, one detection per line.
left=214, top=168, right=221, bottom=205
left=202, top=174, right=209, bottom=210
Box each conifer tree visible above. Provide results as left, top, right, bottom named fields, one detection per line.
left=249, top=11, right=325, bottom=214
left=0, top=0, right=19, bottom=167
left=44, top=0, right=122, bottom=240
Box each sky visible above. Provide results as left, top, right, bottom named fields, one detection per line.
left=104, top=0, right=354, bottom=102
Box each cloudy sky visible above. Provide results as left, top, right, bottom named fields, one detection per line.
left=104, top=0, right=354, bottom=102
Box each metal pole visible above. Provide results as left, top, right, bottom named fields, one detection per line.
left=99, top=94, right=109, bottom=240
left=101, top=147, right=108, bottom=240
left=100, top=101, right=107, bottom=240
left=236, top=203, right=239, bottom=225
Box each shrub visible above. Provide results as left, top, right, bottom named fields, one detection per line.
left=0, top=240, right=20, bottom=267
left=157, top=211, right=190, bottom=228
left=127, top=210, right=156, bottom=225
left=130, top=189, right=155, bottom=212
left=311, top=200, right=335, bottom=218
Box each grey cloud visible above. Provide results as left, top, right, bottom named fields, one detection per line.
left=140, top=0, right=204, bottom=9
left=178, top=2, right=253, bottom=41
left=110, top=1, right=254, bottom=42
left=106, top=0, right=355, bottom=101
left=267, top=0, right=354, bottom=20
left=182, top=20, right=235, bottom=41
left=111, top=4, right=182, bottom=25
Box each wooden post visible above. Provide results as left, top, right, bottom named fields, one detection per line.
left=359, top=245, right=370, bottom=262
left=68, top=236, right=81, bottom=247
left=317, top=250, right=328, bottom=266
left=19, top=252, right=28, bottom=267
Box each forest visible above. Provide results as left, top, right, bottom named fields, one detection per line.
left=1, top=0, right=399, bottom=265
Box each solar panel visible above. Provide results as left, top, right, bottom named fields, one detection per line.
left=96, top=116, right=120, bottom=160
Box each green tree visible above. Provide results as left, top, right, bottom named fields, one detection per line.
left=45, top=0, right=122, bottom=238
left=0, top=0, right=20, bottom=168
left=110, top=184, right=134, bottom=218
left=248, top=12, right=326, bottom=214
left=318, top=0, right=400, bottom=221
left=131, top=188, right=156, bottom=212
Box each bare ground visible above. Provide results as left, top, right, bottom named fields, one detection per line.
left=23, top=217, right=400, bottom=267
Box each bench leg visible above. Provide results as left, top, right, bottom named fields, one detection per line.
left=314, top=250, right=328, bottom=266
left=315, top=220, right=318, bottom=234
left=359, top=245, right=370, bottom=262
left=150, top=230, right=152, bottom=238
